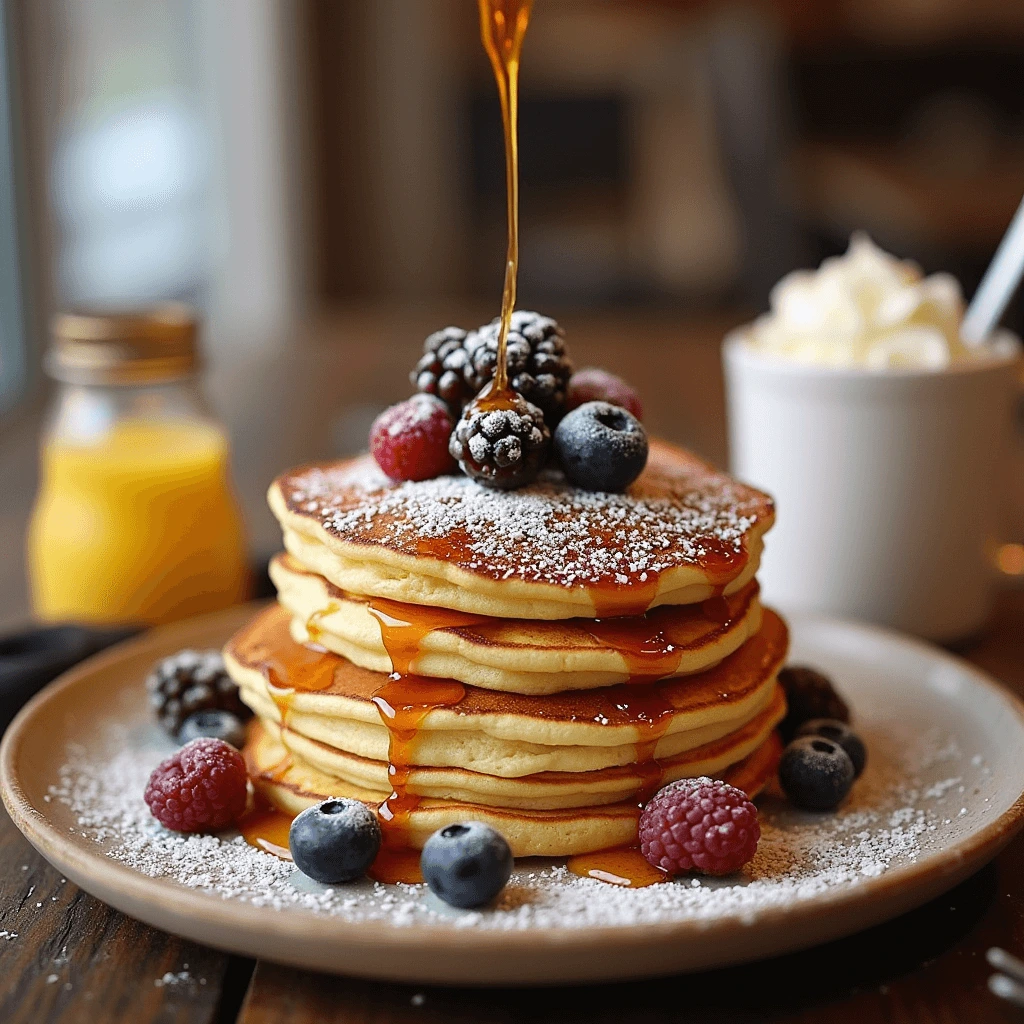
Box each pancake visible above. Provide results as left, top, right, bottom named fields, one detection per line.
left=270, top=553, right=764, bottom=694
left=255, top=684, right=784, bottom=809
left=244, top=721, right=783, bottom=857
left=224, top=604, right=789, bottom=774
left=268, top=439, right=774, bottom=620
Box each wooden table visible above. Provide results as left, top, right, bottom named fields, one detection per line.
left=2, top=309, right=1024, bottom=1022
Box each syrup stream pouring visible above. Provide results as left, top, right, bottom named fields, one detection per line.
left=962, top=192, right=1024, bottom=344
left=477, top=0, right=532, bottom=395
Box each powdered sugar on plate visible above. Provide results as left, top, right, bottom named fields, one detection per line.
left=46, top=722, right=985, bottom=932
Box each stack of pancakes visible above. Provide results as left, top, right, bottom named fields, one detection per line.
left=225, top=440, right=787, bottom=857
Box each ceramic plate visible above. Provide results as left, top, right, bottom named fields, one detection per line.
left=3, top=603, right=1024, bottom=985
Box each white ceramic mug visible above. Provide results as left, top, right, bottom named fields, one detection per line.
left=723, top=330, right=1022, bottom=641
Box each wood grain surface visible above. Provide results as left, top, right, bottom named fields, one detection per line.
left=0, top=803, right=247, bottom=1024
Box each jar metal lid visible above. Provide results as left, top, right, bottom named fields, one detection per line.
left=46, top=305, right=200, bottom=385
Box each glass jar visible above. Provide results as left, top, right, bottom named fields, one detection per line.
left=27, top=307, right=249, bottom=625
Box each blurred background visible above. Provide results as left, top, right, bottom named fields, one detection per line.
left=3, top=0, right=1024, bottom=625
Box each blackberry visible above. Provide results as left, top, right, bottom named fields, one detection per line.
left=147, top=649, right=251, bottom=738
left=462, top=311, right=572, bottom=423
left=410, top=326, right=471, bottom=413
left=449, top=392, right=551, bottom=489
left=778, top=665, right=850, bottom=742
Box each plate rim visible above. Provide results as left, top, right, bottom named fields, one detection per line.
left=3, top=605, right=1024, bottom=981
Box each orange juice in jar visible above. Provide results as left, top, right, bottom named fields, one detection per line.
left=27, top=308, right=249, bottom=625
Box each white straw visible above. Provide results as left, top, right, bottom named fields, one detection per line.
left=988, top=946, right=1024, bottom=983
left=963, top=193, right=1024, bottom=345
left=989, top=973, right=1024, bottom=1009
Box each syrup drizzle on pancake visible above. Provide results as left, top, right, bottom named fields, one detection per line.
left=232, top=605, right=785, bottom=732
left=305, top=601, right=340, bottom=648
left=333, top=589, right=761, bottom=870
left=363, top=599, right=489, bottom=671
left=367, top=597, right=470, bottom=875
left=244, top=629, right=336, bottom=721
left=371, top=674, right=465, bottom=878
left=284, top=553, right=758, bottom=687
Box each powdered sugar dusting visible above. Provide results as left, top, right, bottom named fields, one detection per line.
left=47, top=723, right=986, bottom=932
left=277, top=444, right=771, bottom=588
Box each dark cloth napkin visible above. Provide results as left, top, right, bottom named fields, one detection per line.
left=0, top=624, right=142, bottom=731
left=0, top=555, right=276, bottom=733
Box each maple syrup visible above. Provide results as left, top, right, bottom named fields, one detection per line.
left=461, top=0, right=532, bottom=424
left=478, top=0, right=531, bottom=392
left=372, top=674, right=466, bottom=833
left=367, top=846, right=425, bottom=885
left=253, top=633, right=336, bottom=720
left=701, top=595, right=731, bottom=624
left=566, top=847, right=667, bottom=888
left=584, top=613, right=692, bottom=683
left=369, top=647, right=466, bottom=880
left=364, top=598, right=487, bottom=676
left=302, top=552, right=753, bottom=688
left=697, top=542, right=749, bottom=594
left=239, top=806, right=294, bottom=860
left=305, top=601, right=340, bottom=648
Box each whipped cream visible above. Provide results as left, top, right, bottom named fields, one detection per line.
left=746, top=234, right=978, bottom=370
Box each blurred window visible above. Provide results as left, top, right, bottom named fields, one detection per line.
left=0, top=3, right=27, bottom=413
left=50, top=0, right=210, bottom=308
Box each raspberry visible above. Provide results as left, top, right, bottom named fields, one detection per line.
left=566, top=367, right=643, bottom=421
left=144, top=738, right=248, bottom=833
left=370, top=394, right=456, bottom=482
left=639, top=777, right=760, bottom=876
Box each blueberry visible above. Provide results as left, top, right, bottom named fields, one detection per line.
left=289, top=798, right=382, bottom=884
left=177, top=710, right=246, bottom=749
left=553, top=401, right=648, bottom=492
left=420, top=821, right=513, bottom=908
left=795, top=718, right=867, bottom=778
left=778, top=735, right=855, bottom=811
